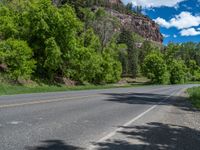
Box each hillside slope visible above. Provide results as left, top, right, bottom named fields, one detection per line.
left=53, top=0, right=163, bottom=44
left=90, top=0, right=163, bottom=43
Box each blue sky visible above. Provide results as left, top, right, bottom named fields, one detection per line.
left=122, top=0, right=200, bottom=44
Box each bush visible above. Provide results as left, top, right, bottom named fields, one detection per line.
left=194, top=71, right=200, bottom=81
left=188, top=87, right=200, bottom=109
left=169, top=60, right=187, bottom=84
left=142, top=52, right=169, bottom=84
left=187, top=60, right=200, bottom=81
left=0, top=39, right=35, bottom=80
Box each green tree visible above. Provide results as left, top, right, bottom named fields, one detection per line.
left=164, top=44, right=189, bottom=84
left=101, top=39, right=122, bottom=83
left=142, top=52, right=169, bottom=84
left=135, top=5, right=142, bottom=14
left=119, top=28, right=138, bottom=78
left=118, top=44, right=128, bottom=76
left=169, top=60, right=187, bottom=84
left=126, top=3, right=133, bottom=11
left=0, top=0, right=122, bottom=84
left=164, top=43, right=180, bottom=65
left=188, top=60, right=199, bottom=76
left=139, top=40, right=157, bottom=64
left=99, top=52, right=122, bottom=83
left=44, top=37, right=62, bottom=80
left=0, top=4, right=18, bottom=39
left=65, top=46, right=101, bottom=83
left=91, top=8, right=120, bottom=50
left=80, top=28, right=101, bottom=52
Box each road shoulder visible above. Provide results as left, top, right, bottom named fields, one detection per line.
left=91, top=89, right=200, bottom=150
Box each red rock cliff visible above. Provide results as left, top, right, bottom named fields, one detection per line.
left=106, top=0, right=163, bottom=43
left=109, top=9, right=163, bottom=43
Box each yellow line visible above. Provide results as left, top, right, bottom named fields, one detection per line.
left=0, top=94, right=100, bottom=109
left=0, top=86, right=174, bottom=109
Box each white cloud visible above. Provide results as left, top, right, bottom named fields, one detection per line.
left=180, top=28, right=200, bottom=36
left=154, top=12, right=200, bottom=29
left=154, top=17, right=171, bottom=28
left=173, top=35, right=177, bottom=38
left=162, top=34, right=170, bottom=38
left=122, top=0, right=186, bottom=8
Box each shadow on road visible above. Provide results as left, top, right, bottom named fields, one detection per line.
left=94, top=122, right=200, bottom=150
left=26, top=92, right=200, bottom=150
left=25, top=122, right=200, bottom=150
left=104, top=93, right=167, bottom=104
left=103, top=92, right=199, bottom=112
left=25, top=140, right=83, bottom=150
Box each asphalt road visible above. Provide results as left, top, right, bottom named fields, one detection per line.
left=0, top=85, right=199, bottom=150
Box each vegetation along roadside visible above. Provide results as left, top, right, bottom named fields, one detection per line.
left=0, top=0, right=200, bottom=95
left=187, top=87, right=200, bottom=109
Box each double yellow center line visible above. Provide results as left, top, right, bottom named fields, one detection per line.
left=0, top=94, right=100, bottom=109
left=0, top=86, right=175, bottom=109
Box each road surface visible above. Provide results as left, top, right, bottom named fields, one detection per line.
left=0, top=85, right=200, bottom=150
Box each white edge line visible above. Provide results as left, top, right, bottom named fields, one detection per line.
left=88, top=88, right=183, bottom=150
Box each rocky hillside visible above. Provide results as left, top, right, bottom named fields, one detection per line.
left=52, top=0, right=163, bottom=43
left=104, top=0, right=163, bottom=43
left=109, top=9, right=163, bottom=43
left=108, top=0, right=123, bottom=4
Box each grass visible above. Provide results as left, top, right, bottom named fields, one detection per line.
left=187, top=86, right=200, bottom=109
left=0, top=77, right=199, bottom=96
left=0, top=76, right=151, bottom=96
left=186, top=81, right=200, bottom=84
left=0, top=83, right=143, bottom=96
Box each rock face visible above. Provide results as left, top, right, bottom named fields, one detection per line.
left=109, top=9, right=163, bottom=43
left=106, top=0, right=163, bottom=43
left=108, top=0, right=123, bottom=4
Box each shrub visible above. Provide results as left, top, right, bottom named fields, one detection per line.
left=188, top=87, right=200, bottom=109
left=194, top=71, right=200, bottom=81
left=0, top=39, right=35, bottom=80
